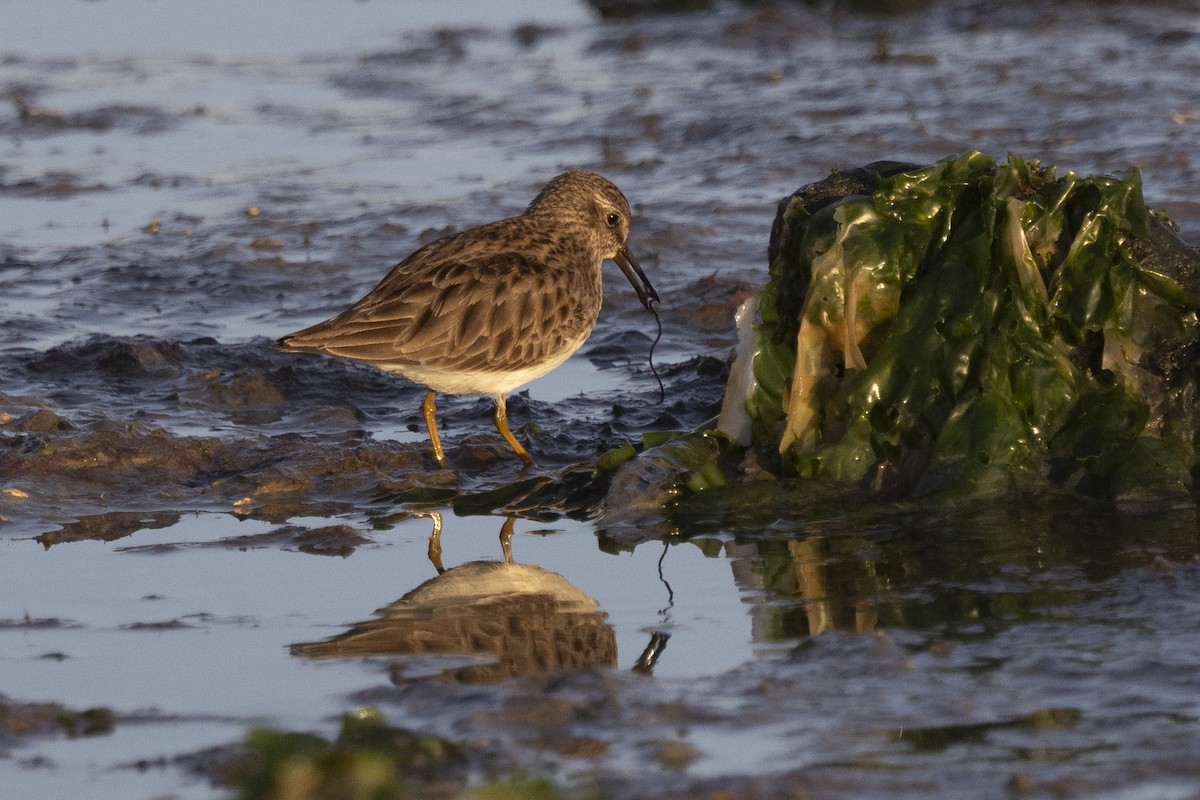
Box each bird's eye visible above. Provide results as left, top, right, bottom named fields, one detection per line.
left=606, top=212, right=620, bottom=227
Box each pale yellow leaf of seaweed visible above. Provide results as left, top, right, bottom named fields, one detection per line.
left=781, top=203, right=892, bottom=454
left=1004, top=197, right=1050, bottom=306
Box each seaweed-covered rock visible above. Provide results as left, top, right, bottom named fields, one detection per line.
left=720, top=152, right=1200, bottom=498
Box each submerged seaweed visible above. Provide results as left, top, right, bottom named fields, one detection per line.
left=724, top=152, right=1200, bottom=499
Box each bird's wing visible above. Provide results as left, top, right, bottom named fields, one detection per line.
left=280, top=252, right=598, bottom=374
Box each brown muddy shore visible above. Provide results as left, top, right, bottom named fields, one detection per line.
left=4, top=1, right=1200, bottom=799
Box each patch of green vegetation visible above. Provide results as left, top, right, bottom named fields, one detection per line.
left=225, top=708, right=587, bottom=800
left=228, top=707, right=464, bottom=800
left=745, top=152, right=1200, bottom=498
left=891, top=707, right=1081, bottom=752
left=56, top=706, right=115, bottom=738
left=465, top=777, right=564, bottom=800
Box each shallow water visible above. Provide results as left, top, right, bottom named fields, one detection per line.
left=3, top=1, right=1200, bottom=798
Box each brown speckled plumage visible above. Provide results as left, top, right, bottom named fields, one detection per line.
left=277, top=170, right=658, bottom=466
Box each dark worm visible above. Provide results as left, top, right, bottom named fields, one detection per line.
left=648, top=300, right=665, bottom=404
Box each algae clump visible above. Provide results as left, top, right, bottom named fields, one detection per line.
left=724, top=152, right=1200, bottom=498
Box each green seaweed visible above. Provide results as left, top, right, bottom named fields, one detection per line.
left=746, top=152, right=1200, bottom=498
left=230, top=708, right=464, bottom=800
left=222, top=707, right=588, bottom=800
left=55, top=706, right=115, bottom=738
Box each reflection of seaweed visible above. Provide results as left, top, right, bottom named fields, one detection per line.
left=291, top=515, right=617, bottom=682
left=781, top=537, right=879, bottom=636
left=703, top=491, right=1200, bottom=644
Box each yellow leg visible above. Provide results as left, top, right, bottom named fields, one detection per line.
left=421, top=389, right=446, bottom=465
left=493, top=395, right=532, bottom=465
left=499, top=516, right=515, bottom=564
left=416, top=511, right=445, bottom=574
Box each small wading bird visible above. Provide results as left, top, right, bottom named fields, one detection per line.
left=278, top=170, right=659, bottom=466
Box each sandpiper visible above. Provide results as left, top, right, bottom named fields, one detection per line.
left=277, top=170, right=658, bottom=465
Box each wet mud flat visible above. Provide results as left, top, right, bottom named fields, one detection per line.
left=4, top=1, right=1200, bottom=798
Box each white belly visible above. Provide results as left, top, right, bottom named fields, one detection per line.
left=384, top=331, right=589, bottom=397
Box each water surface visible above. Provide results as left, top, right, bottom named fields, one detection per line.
left=2, top=1, right=1200, bottom=798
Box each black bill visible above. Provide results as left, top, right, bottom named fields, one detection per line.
left=614, top=245, right=660, bottom=310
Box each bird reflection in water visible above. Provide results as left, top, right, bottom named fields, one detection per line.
left=292, top=514, right=622, bottom=682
